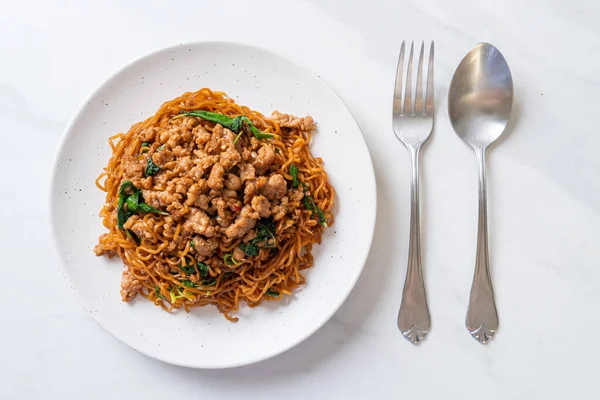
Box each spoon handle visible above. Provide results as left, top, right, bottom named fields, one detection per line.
left=466, top=148, right=499, bottom=343
left=398, top=146, right=431, bottom=344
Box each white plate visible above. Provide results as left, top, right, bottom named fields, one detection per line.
left=50, top=42, right=376, bottom=369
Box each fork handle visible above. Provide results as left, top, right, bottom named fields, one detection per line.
left=466, top=148, right=499, bottom=343
left=398, top=146, right=431, bottom=344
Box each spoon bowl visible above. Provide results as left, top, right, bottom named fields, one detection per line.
left=448, top=43, right=513, bottom=149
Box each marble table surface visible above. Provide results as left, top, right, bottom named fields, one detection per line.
left=2, top=0, right=599, bottom=398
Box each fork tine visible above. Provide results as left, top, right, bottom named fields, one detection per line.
left=403, top=41, right=414, bottom=115
left=414, top=41, right=425, bottom=115
left=425, top=41, right=434, bottom=115
left=393, top=41, right=405, bottom=116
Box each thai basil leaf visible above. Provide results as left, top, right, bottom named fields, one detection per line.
left=144, top=158, right=160, bottom=177
left=137, top=202, right=169, bottom=215
left=302, top=196, right=328, bottom=227
left=290, top=164, right=299, bottom=188
left=117, top=180, right=169, bottom=230
left=244, top=118, right=274, bottom=139
left=181, top=110, right=237, bottom=128
left=255, top=218, right=276, bottom=247
left=181, top=264, right=196, bottom=275
left=197, top=262, right=209, bottom=278
left=180, top=110, right=274, bottom=140
left=238, top=218, right=277, bottom=257
left=239, top=242, right=259, bottom=257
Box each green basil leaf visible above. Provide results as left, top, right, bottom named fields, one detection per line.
left=230, top=116, right=243, bottom=133
left=181, top=110, right=274, bottom=140
left=246, top=121, right=274, bottom=139
left=254, top=218, right=276, bottom=247
left=197, top=262, right=209, bottom=278
left=117, top=180, right=168, bottom=230
left=290, top=164, right=299, bottom=188
left=238, top=218, right=276, bottom=257
left=117, top=181, right=137, bottom=229
left=180, top=110, right=238, bottom=129
left=302, top=196, right=328, bottom=227
left=145, top=157, right=160, bottom=177
left=137, top=203, right=169, bottom=215
left=125, top=192, right=140, bottom=212
left=239, top=243, right=259, bottom=257
left=181, top=264, right=196, bottom=275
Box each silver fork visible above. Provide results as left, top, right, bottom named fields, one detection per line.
left=393, top=41, right=434, bottom=344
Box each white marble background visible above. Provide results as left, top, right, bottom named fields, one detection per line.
left=1, top=0, right=599, bottom=398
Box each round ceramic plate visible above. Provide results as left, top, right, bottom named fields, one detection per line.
left=50, top=42, right=376, bottom=368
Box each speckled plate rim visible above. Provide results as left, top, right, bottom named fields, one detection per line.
left=49, top=40, right=376, bottom=368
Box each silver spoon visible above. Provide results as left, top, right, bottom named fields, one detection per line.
left=448, top=43, right=513, bottom=344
